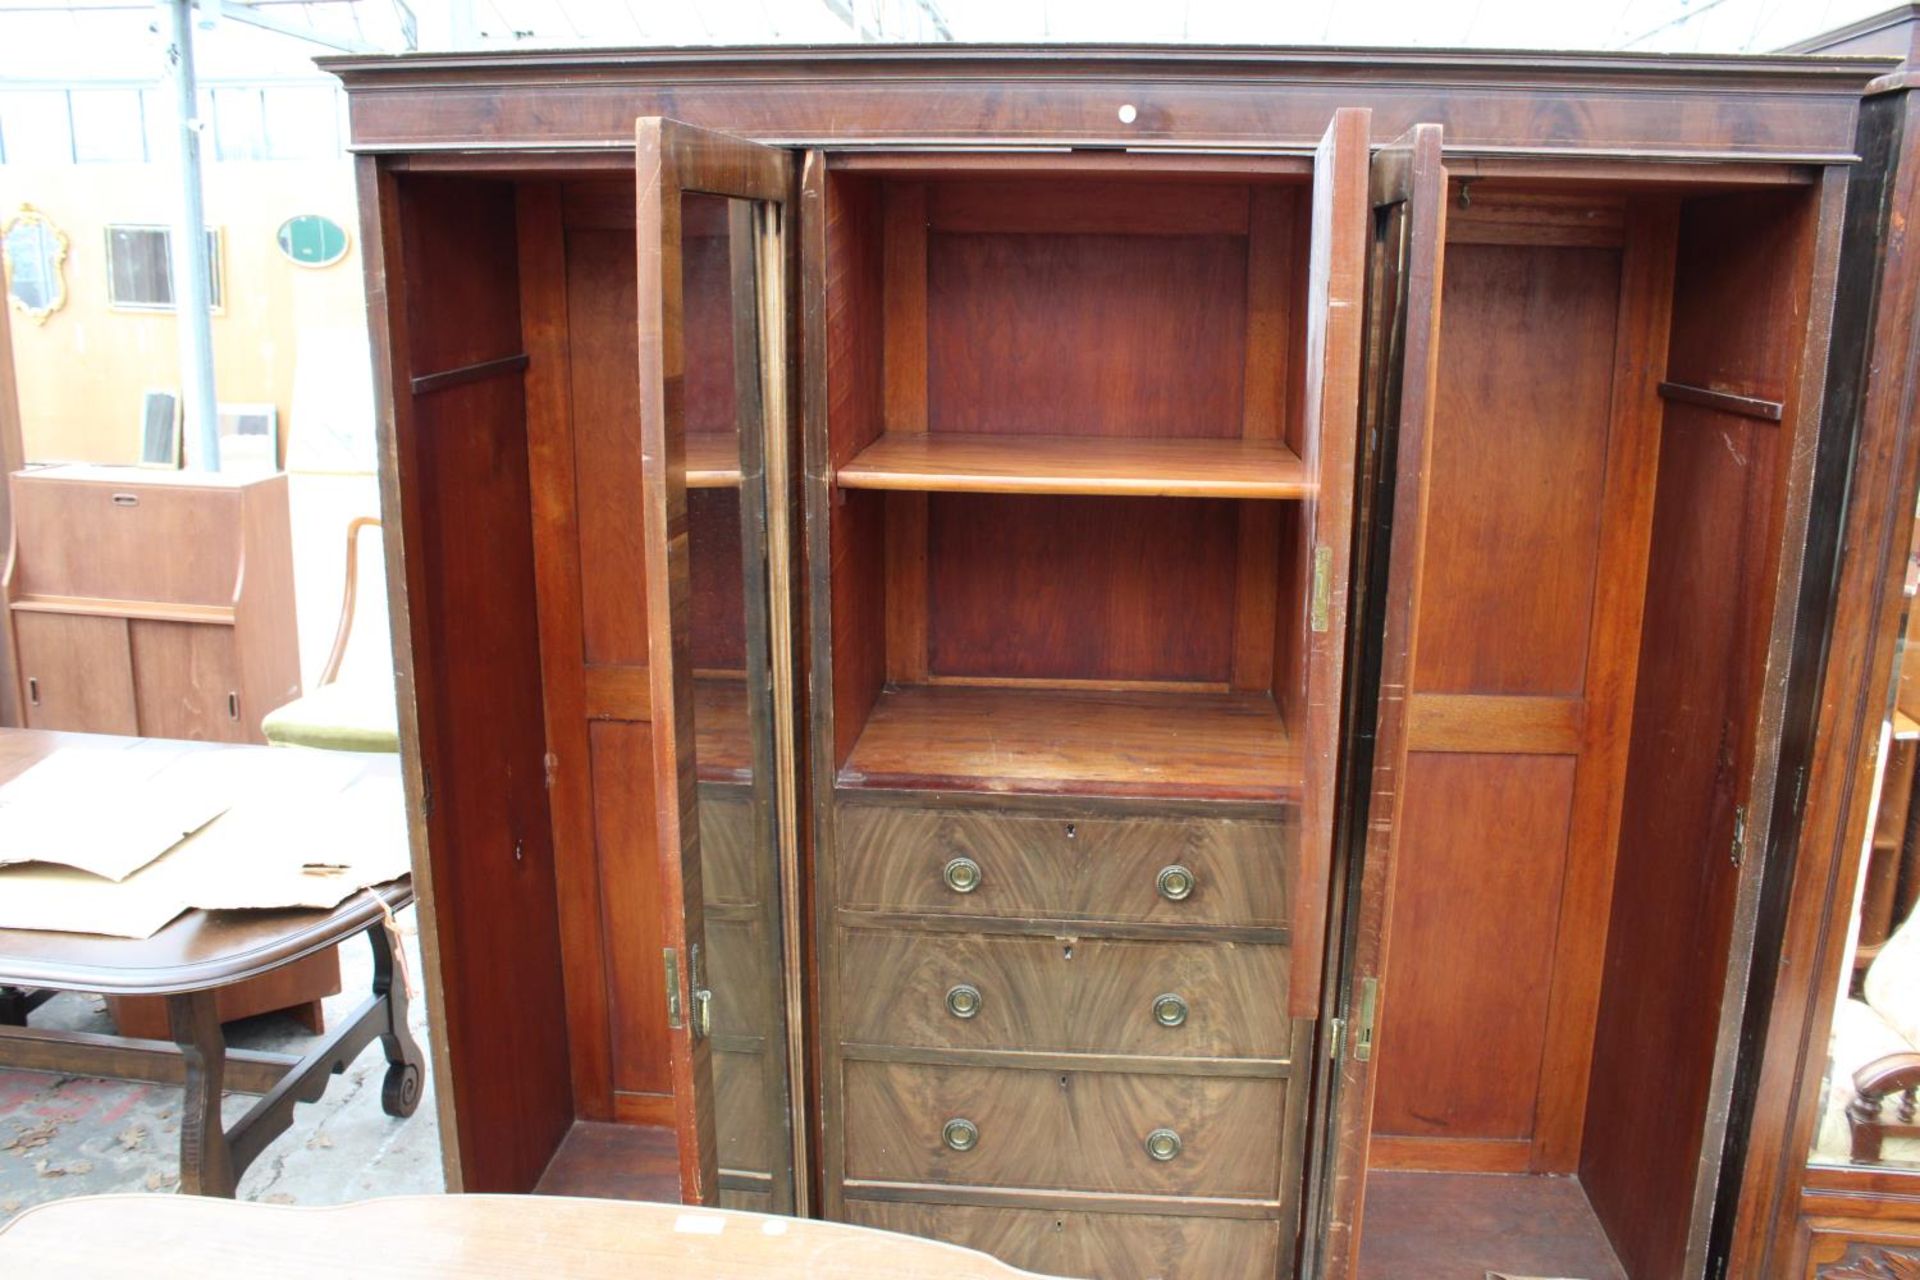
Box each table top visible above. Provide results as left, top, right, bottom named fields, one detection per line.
left=0, top=1194, right=1058, bottom=1278
left=0, top=729, right=409, bottom=994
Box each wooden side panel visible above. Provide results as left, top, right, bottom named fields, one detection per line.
left=13, top=612, right=135, bottom=734
left=391, top=173, right=574, bottom=1192
left=825, top=175, right=887, bottom=764
left=1581, top=187, right=1822, bottom=1280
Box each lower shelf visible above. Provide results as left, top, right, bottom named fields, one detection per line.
left=1358, top=1171, right=1625, bottom=1280
left=534, top=1121, right=679, bottom=1202
left=838, top=684, right=1300, bottom=803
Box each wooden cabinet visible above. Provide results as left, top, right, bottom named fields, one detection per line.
left=3, top=468, right=301, bottom=743
left=330, top=42, right=1891, bottom=1279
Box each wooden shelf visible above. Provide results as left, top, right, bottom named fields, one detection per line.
left=838, top=684, right=1300, bottom=803
left=835, top=432, right=1310, bottom=499
left=687, top=434, right=742, bottom=489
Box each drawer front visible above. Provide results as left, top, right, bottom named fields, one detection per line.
left=841, top=927, right=1290, bottom=1059
left=843, top=1059, right=1283, bottom=1199
left=845, top=1199, right=1282, bottom=1280
left=838, top=804, right=1290, bottom=929
left=12, top=476, right=241, bottom=605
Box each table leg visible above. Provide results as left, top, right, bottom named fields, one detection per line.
left=368, top=920, right=424, bottom=1118
left=167, top=990, right=237, bottom=1198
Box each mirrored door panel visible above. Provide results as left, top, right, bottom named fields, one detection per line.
left=635, top=121, right=799, bottom=1211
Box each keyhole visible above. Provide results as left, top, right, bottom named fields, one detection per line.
left=513, top=839, right=524, bottom=863
left=1064, top=822, right=1077, bottom=840
left=1062, top=944, right=1073, bottom=961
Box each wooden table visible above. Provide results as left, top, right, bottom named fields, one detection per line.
left=0, top=729, right=422, bottom=1196
left=0, top=1194, right=1057, bottom=1277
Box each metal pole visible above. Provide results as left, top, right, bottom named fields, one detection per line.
left=164, top=0, right=219, bottom=470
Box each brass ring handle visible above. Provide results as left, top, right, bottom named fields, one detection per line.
left=1145, top=1128, right=1182, bottom=1162
left=1156, top=864, right=1195, bottom=902
left=1153, top=993, right=1189, bottom=1028
left=944, top=856, right=982, bottom=894
left=946, top=984, right=983, bottom=1020
left=943, top=1117, right=979, bottom=1152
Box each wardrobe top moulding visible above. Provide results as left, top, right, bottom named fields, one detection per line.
left=322, top=44, right=1873, bottom=164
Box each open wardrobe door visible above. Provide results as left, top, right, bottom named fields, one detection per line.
left=634, top=117, right=801, bottom=1209
left=1304, top=122, right=1448, bottom=1280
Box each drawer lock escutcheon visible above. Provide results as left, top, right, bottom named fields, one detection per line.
left=1156, top=864, right=1195, bottom=902
left=1153, top=993, right=1189, bottom=1028
left=1145, top=1128, right=1182, bottom=1162
left=946, top=984, right=982, bottom=1019
left=943, top=856, right=982, bottom=894
left=943, top=1117, right=979, bottom=1152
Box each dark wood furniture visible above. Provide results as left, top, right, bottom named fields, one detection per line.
left=3, top=466, right=302, bottom=742
left=0, top=731, right=422, bottom=1196
left=0, top=1193, right=1057, bottom=1278
left=1726, top=12, right=1920, bottom=1275
left=324, top=43, right=1887, bottom=1279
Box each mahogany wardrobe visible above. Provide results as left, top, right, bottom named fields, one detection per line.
left=327, top=42, right=1894, bottom=1280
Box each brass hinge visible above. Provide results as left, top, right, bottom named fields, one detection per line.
left=1326, top=1016, right=1345, bottom=1061
left=420, top=766, right=434, bottom=820
left=1730, top=804, right=1748, bottom=868
left=1353, top=977, right=1379, bottom=1062
left=664, top=948, right=682, bottom=1030
left=1310, top=545, right=1334, bottom=634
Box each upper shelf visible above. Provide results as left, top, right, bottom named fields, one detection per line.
left=687, top=434, right=742, bottom=489
left=836, top=431, right=1310, bottom=500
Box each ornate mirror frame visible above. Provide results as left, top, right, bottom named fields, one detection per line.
left=3, top=204, right=70, bottom=325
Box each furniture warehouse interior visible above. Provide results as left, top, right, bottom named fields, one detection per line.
left=15, top=4, right=1920, bottom=1278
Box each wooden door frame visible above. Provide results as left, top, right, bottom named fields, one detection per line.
left=634, top=115, right=794, bottom=1206
left=1721, top=81, right=1920, bottom=1278
left=1307, top=120, right=1448, bottom=1280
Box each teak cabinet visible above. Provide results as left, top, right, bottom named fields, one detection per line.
left=328, top=43, right=1900, bottom=1279
left=3, top=466, right=301, bottom=743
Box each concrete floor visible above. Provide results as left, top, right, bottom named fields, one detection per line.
left=0, top=907, right=443, bottom=1227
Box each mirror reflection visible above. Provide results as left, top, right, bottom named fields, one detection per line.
left=1813, top=490, right=1920, bottom=1171
left=3, top=204, right=69, bottom=323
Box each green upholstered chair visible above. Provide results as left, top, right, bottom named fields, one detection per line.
left=261, top=517, right=399, bottom=753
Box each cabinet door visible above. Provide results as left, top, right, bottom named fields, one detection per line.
left=13, top=612, right=137, bottom=734
left=129, top=620, right=247, bottom=742
left=634, top=117, right=800, bottom=1210
left=1304, top=122, right=1449, bottom=1280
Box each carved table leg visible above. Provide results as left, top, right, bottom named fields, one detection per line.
left=368, top=920, right=424, bottom=1118
left=167, top=990, right=237, bottom=1197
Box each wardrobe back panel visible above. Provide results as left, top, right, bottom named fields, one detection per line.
left=567, top=226, right=651, bottom=667
left=1413, top=242, right=1619, bottom=697
left=1581, top=189, right=1815, bottom=1280
left=396, top=175, right=576, bottom=1189
left=1373, top=751, right=1577, bottom=1144
left=1369, top=201, right=1660, bottom=1174
left=926, top=493, right=1241, bottom=685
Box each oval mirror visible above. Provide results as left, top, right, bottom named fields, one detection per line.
left=276, top=214, right=349, bottom=268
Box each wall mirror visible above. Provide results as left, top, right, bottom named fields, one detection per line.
left=3, top=204, right=69, bottom=324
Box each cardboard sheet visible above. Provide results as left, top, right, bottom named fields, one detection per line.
left=0, top=749, right=235, bottom=881
left=0, top=766, right=409, bottom=940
